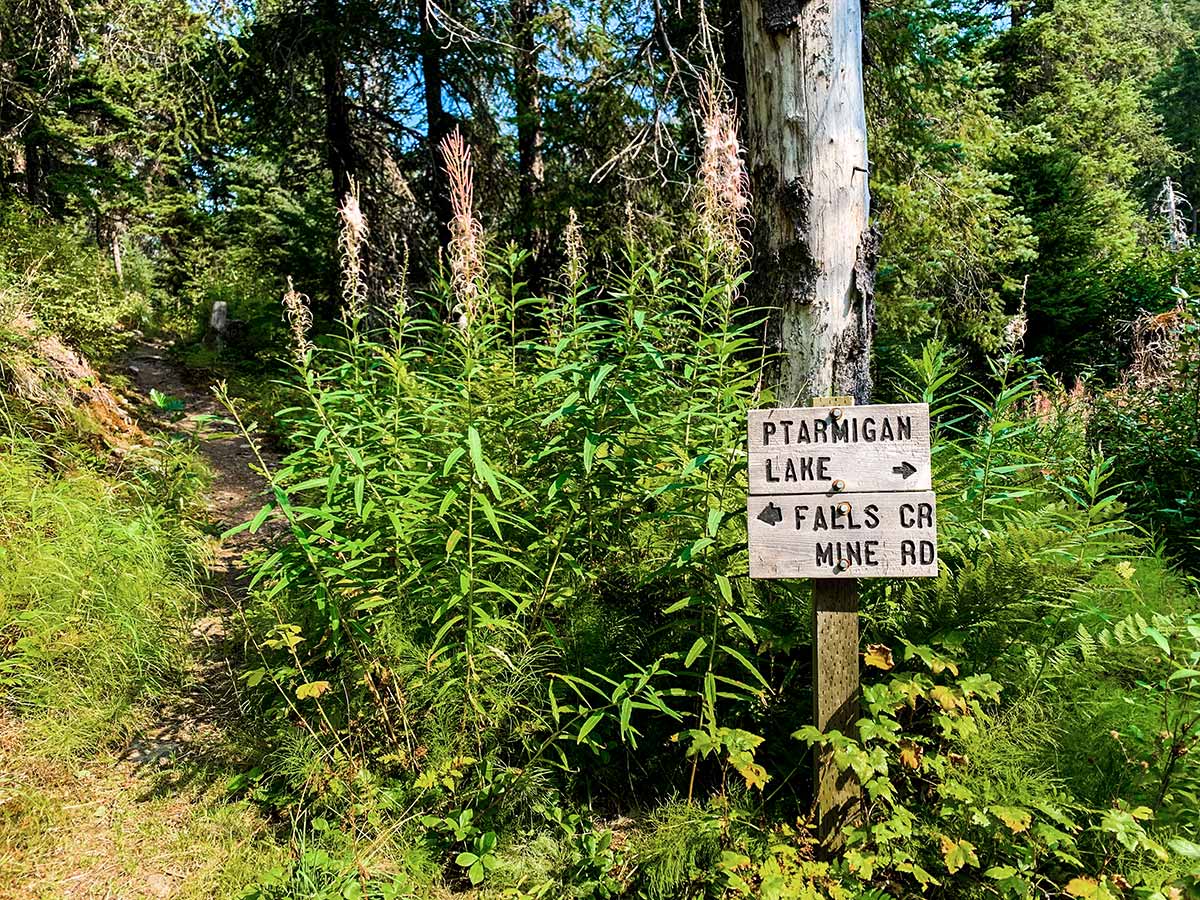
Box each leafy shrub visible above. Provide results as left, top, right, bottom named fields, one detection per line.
left=801, top=348, right=1200, bottom=898
left=227, top=191, right=1200, bottom=896
left=0, top=200, right=146, bottom=357
left=1090, top=292, right=1200, bottom=571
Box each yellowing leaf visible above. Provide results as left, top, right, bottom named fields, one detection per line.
left=991, top=805, right=1032, bottom=834
left=929, top=685, right=965, bottom=713
left=1065, top=877, right=1100, bottom=898
left=899, top=739, right=923, bottom=770
left=864, top=643, right=895, bottom=670
left=296, top=680, right=332, bottom=700
left=1115, top=561, right=1136, bottom=581
left=939, top=836, right=979, bottom=874
left=734, top=760, right=771, bottom=791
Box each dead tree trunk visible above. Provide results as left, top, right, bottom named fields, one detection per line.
left=320, top=0, right=355, bottom=209
left=511, top=0, right=545, bottom=275
left=420, top=0, right=454, bottom=251
left=741, top=0, right=876, bottom=406
left=740, top=0, right=875, bottom=852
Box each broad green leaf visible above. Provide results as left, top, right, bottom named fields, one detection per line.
left=715, top=574, right=733, bottom=605
left=467, top=427, right=501, bottom=498
left=577, top=712, right=604, bottom=745
left=720, top=644, right=770, bottom=690
left=1143, top=626, right=1171, bottom=655
left=706, top=508, right=723, bottom=537
left=619, top=698, right=633, bottom=740
left=583, top=433, right=599, bottom=473
left=476, top=491, right=503, bottom=540
left=443, top=446, right=466, bottom=476
left=725, top=609, right=756, bottom=643
left=588, top=363, right=615, bottom=401
left=1169, top=837, right=1200, bottom=858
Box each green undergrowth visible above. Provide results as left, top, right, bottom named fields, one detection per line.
left=0, top=318, right=211, bottom=756
left=0, top=201, right=149, bottom=359
left=0, top=439, right=206, bottom=755
left=213, top=225, right=1200, bottom=898
left=0, top=337, right=290, bottom=896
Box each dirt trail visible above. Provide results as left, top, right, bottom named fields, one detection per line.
left=1, top=343, right=285, bottom=899
left=121, top=342, right=282, bottom=766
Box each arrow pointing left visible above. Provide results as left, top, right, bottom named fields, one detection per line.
left=757, top=502, right=783, bottom=527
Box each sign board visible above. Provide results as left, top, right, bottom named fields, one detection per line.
left=748, top=491, right=938, bottom=579
left=747, top=403, right=937, bottom=580
left=748, top=404, right=931, bottom=495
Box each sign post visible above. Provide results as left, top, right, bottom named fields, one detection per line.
left=747, top=397, right=938, bottom=849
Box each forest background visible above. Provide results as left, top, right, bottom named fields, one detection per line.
left=2, top=0, right=1200, bottom=898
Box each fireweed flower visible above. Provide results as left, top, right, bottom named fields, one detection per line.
left=338, top=184, right=369, bottom=321
left=282, top=276, right=314, bottom=363
left=440, top=129, right=486, bottom=330
left=697, top=75, right=750, bottom=268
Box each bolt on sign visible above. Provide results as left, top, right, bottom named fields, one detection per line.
left=747, top=403, right=938, bottom=579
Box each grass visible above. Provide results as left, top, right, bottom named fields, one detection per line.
left=0, top=447, right=204, bottom=756
left=0, top=718, right=285, bottom=898
left=0, top=374, right=286, bottom=898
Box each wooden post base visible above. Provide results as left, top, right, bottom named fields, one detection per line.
left=812, top=578, right=862, bottom=852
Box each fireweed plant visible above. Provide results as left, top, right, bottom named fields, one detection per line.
left=223, top=131, right=1200, bottom=898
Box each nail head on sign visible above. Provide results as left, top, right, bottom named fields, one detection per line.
left=832, top=479, right=846, bottom=492
left=837, top=502, right=851, bottom=515
left=831, top=407, right=843, bottom=420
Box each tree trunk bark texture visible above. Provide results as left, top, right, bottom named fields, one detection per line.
left=420, top=0, right=454, bottom=251
left=511, top=0, right=544, bottom=268
left=320, top=0, right=355, bottom=209
left=741, top=0, right=876, bottom=406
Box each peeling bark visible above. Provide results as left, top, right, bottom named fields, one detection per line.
left=760, top=0, right=807, bottom=34
left=741, top=0, right=875, bottom=405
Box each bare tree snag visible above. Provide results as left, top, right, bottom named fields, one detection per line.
left=511, top=0, right=545, bottom=276
left=420, top=0, right=454, bottom=251
left=741, top=0, right=874, bottom=852
left=741, top=0, right=876, bottom=406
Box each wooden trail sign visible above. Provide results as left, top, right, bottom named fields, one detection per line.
left=747, top=403, right=938, bottom=580
left=747, top=399, right=939, bottom=851
left=748, top=403, right=932, bottom=495
left=748, top=491, right=938, bottom=579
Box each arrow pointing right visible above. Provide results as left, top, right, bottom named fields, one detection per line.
left=892, top=461, right=917, bottom=479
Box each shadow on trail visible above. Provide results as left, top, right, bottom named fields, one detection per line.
left=120, top=341, right=282, bottom=772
